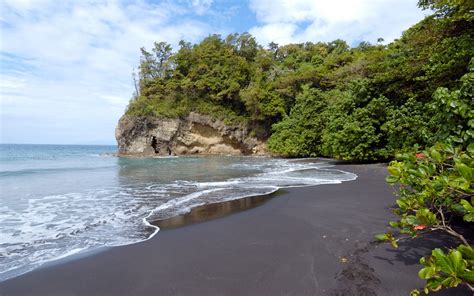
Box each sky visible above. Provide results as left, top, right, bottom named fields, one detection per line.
left=0, top=0, right=430, bottom=145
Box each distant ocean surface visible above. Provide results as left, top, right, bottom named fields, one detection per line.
left=0, top=144, right=357, bottom=281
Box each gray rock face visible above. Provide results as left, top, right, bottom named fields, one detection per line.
left=115, top=112, right=268, bottom=156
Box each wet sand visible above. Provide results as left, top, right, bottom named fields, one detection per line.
left=0, top=163, right=471, bottom=295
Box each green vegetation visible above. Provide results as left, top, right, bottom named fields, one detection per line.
left=126, top=0, right=473, bottom=292
left=127, top=1, right=472, bottom=161
left=379, top=142, right=473, bottom=293
left=377, top=67, right=473, bottom=293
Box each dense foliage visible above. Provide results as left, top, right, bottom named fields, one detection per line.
left=126, top=1, right=473, bottom=161
left=377, top=63, right=473, bottom=293
left=371, top=2, right=473, bottom=294
left=380, top=142, right=473, bottom=293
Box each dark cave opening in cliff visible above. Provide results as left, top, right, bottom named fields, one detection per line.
left=151, top=136, right=159, bottom=154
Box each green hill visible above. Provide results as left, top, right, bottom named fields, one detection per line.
left=125, top=0, right=473, bottom=161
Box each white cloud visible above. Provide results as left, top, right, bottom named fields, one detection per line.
left=249, top=0, right=428, bottom=46
left=190, top=0, right=213, bottom=15
left=250, top=0, right=374, bottom=23
left=0, top=0, right=211, bottom=144
left=248, top=23, right=298, bottom=46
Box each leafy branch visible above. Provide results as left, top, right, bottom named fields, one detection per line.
left=377, top=142, right=473, bottom=294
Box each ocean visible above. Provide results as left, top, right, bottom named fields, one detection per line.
left=0, top=144, right=357, bottom=281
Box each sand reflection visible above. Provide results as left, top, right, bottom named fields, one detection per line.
left=153, top=190, right=284, bottom=229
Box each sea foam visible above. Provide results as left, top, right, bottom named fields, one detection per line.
left=0, top=147, right=356, bottom=282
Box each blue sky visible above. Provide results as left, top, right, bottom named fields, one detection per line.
left=0, top=0, right=429, bottom=145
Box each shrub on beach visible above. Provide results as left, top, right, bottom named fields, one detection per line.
left=379, top=142, right=473, bottom=294
left=377, top=67, right=474, bottom=294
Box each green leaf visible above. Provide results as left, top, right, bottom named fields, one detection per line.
left=390, top=239, right=398, bottom=248
left=418, top=266, right=436, bottom=279
left=406, top=215, right=418, bottom=225
left=374, top=233, right=389, bottom=241
left=440, top=276, right=454, bottom=287
left=426, top=278, right=443, bottom=291
left=385, top=175, right=399, bottom=184
left=459, top=270, right=474, bottom=282
left=418, top=166, right=429, bottom=177
left=460, top=199, right=474, bottom=211
left=432, top=248, right=454, bottom=274
left=456, top=163, right=473, bottom=181
left=430, top=150, right=443, bottom=162
left=389, top=221, right=399, bottom=228
left=458, top=245, right=474, bottom=260
left=463, top=212, right=474, bottom=222
left=467, top=143, right=474, bottom=155
left=416, top=208, right=436, bottom=225
left=432, top=181, right=444, bottom=192
left=452, top=203, right=466, bottom=213
left=448, top=177, right=470, bottom=190
left=396, top=199, right=407, bottom=209
left=387, top=166, right=399, bottom=176
left=447, top=250, right=463, bottom=273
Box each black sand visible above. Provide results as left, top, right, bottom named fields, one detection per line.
left=0, top=163, right=470, bottom=295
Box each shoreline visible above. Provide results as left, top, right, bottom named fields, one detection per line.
left=0, top=163, right=470, bottom=295
left=0, top=158, right=354, bottom=283
left=0, top=186, right=301, bottom=283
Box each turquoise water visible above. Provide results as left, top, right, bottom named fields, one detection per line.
left=0, top=144, right=357, bottom=281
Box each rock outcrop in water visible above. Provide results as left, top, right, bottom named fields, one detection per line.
left=115, top=112, right=268, bottom=156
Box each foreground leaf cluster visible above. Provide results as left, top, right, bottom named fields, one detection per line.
left=380, top=141, right=473, bottom=293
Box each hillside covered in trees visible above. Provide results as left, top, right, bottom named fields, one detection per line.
left=126, top=0, right=473, bottom=161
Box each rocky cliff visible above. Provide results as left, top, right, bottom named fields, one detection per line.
left=115, top=112, right=267, bottom=156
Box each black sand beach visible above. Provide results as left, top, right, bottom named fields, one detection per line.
left=0, top=163, right=471, bottom=295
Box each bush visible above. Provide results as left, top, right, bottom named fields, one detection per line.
left=267, top=86, right=327, bottom=157
left=379, top=142, right=473, bottom=293
left=321, top=95, right=391, bottom=161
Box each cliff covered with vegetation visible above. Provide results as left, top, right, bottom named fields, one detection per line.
left=124, top=0, right=472, bottom=161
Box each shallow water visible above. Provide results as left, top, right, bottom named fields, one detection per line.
left=0, top=144, right=356, bottom=281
